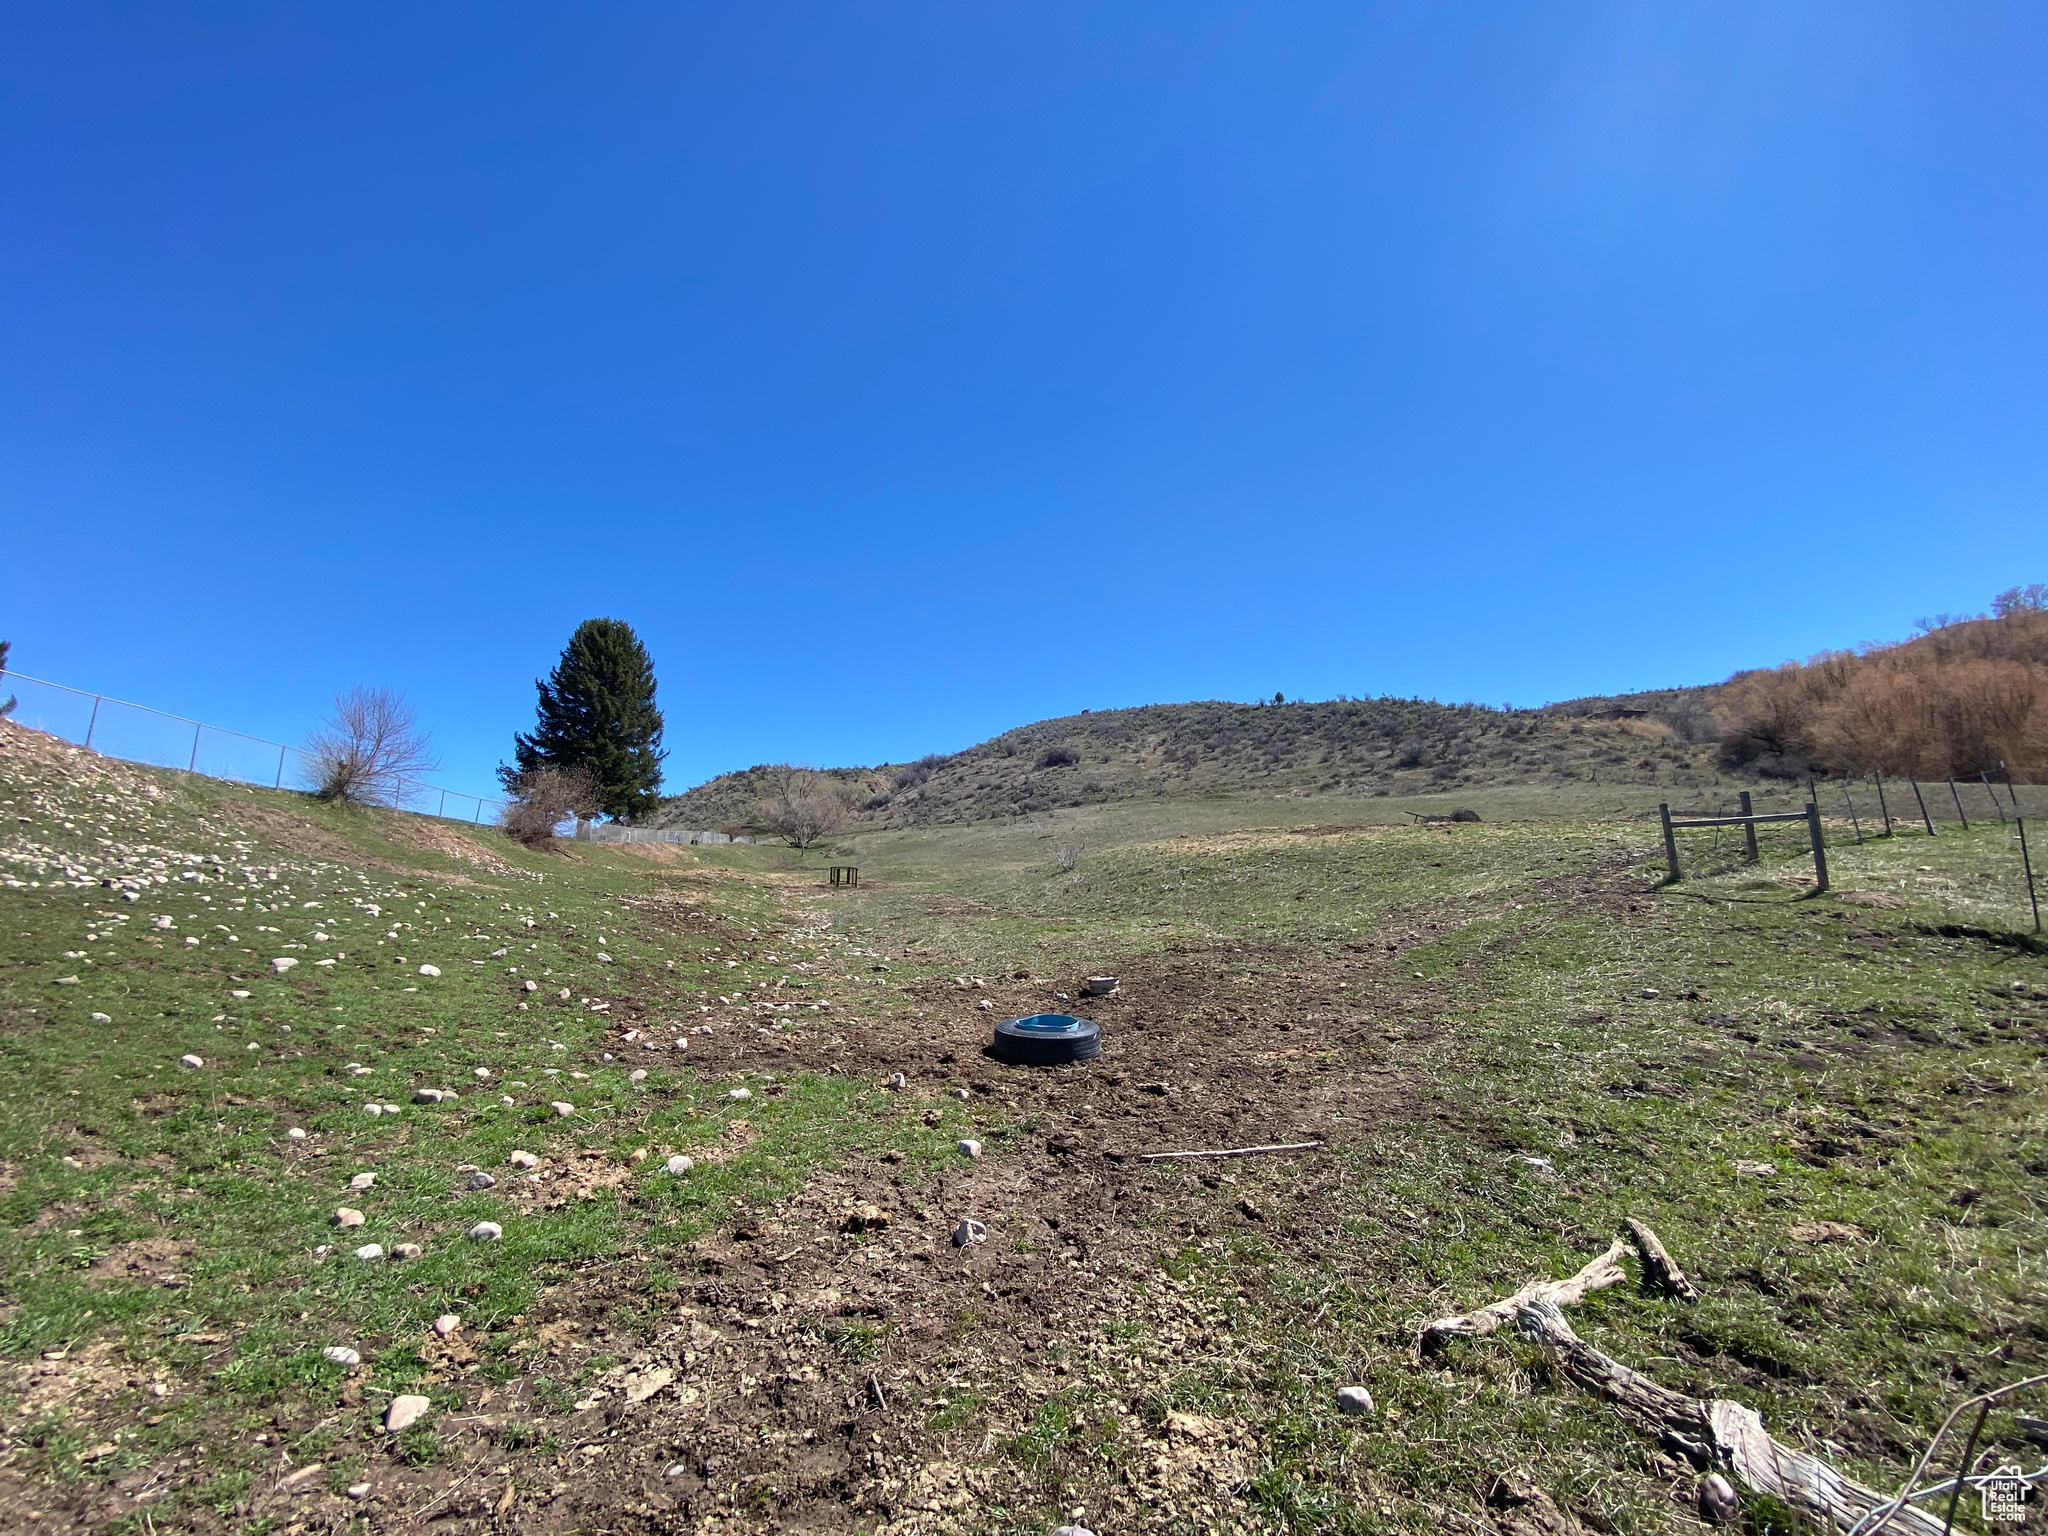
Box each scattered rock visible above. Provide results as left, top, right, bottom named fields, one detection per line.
left=1052, top=1527, right=1097, bottom=1536
left=507, top=1151, right=538, bottom=1169
left=952, top=1218, right=988, bottom=1248
left=630, top=1068, right=647, bottom=1082
left=1336, top=1385, right=1374, bottom=1416
left=728, top=1088, right=752, bottom=1101
left=89, top=1011, right=111, bottom=1024
left=469, top=1221, right=503, bottom=1241
left=271, top=957, right=297, bottom=974
left=346, top=1482, right=371, bottom=1501
left=1698, top=1472, right=1740, bottom=1524
left=473, top=1067, right=492, bottom=1079
left=353, top=1244, right=383, bottom=1261
left=433, top=1314, right=461, bottom=1337
left=521, top=979, right=537, bottom=992
left=334, top=1207, right=366, bottom=1228
left=389, top=1242, right=423, bottom=1261
left=1082, top=975, right=1119, bottom=995
left=287, top=1127, right=307, bottom=1141
left=624, top=1366, right=674, bottom=1403
left=322, top=1346, right=361, bottom=1367
left=467, top=1171, right=496, bottom=1190
left=385, top=1394, right=431, bottom=1432
left=550, top=1100, right=575, bottom=1117
left=1733, top=1160, right=1777, bottom=1178
left=417, top=964, right=440, bottom=978
left=179, top=1054, right=204, bottom=1069
left=347, top=1172, right=376, bottom=1191
left=229, top=990, right=250, bottom=999
left=663, top=1155, right=695, bottom=1175
left=53, top=975, right=81, bottom=986
left=1641, top=988, right=1660, bottom=999
left=363, top=1103, right=384, bottom=1117
left=414, top=1088, right=446, bottom=1104
left=958, top=1139, right=983, bottom=1160
left=886, top=1072, right=906, bottom=1090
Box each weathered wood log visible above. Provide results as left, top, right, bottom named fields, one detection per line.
left=1623, top=1216, right=1700, bottom=1301
left=1515, top=1299, right=1947, bottom=1536
left=1418, top=1239, right=1629, bottom=1355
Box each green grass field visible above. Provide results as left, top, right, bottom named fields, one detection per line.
left=2, top=725, right=2043, bottom=1534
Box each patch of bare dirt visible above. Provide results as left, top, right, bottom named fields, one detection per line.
left=389, top=819, right=517, bottom=874
left=87, top=1236, right=196, bottom=1288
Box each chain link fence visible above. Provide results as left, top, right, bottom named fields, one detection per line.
left=0, top=669, right=507, bottom=824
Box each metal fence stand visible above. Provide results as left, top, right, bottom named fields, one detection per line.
left=1806, top=801, right=1830, bottom=892
left=829, top=866, right=860, bottom=888
left=1872, top=774, right=1893, bottom=836
left=1839, top=780, right=1864, bottom=842
left=2018, top=817, right=2042, bottom=933
left=1981, top=771, right=2008, bottom=824
left=85, top=695, right=102, bottom=750
left=1910, top=779, right=1936, bottom=836
left=1949, top=778, right=1971, bottom=830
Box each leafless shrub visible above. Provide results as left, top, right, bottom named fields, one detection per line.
left=754, top=765, right=850, bottom=849
left=1055, top=842, right=1083, bottom=873
left=893, top=753, right=946, bottom=790
left=305, top=686, right=438, bottom=806
left=1038, top=745, right=1080, bottom=768
left=500, top=765, right=601, bottom=847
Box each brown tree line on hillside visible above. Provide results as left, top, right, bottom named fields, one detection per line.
left=1719, top=587, right=2048, bottom=781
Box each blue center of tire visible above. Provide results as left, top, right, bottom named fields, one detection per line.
left=1013, top=1013, right=1085, bottom=1033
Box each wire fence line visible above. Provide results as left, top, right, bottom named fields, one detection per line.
left=0, top=669, right=509, bottom=825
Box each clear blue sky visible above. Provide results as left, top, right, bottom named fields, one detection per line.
left=6, top=3, right=2044, bottom=803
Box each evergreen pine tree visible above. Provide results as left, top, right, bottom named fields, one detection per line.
left=504, top=619, right=666, bottom=820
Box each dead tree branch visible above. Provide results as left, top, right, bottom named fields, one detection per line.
left=1418, top=1239, right=1628, bottom=1355
left=1623, top=1216, right=1700, bottom=1301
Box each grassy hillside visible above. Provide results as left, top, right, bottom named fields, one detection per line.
left=4, top=719, right=2043, bottom=1535
left=655, top=688, right=1730, bottom=833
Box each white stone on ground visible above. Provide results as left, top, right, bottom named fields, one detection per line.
left=727, top=1087, right=751, bottom=1101
left=363, top=1103, right=383, bottom=1116
left=179, top=1054, right=203, bottom=1069
left=473, top=1067, right=491, bottom=1078
left=886, top=1072, right=906, bottom=1089
left=952, top=1219, right=987, bottom=1248
left=334, top=1208, right=365, bottom=1228
left=348, top=1172, right=375, bottom=1191
left=287, top=1127, right=307, bottom=1141
left=271, top=957, right=297, bottom=974
left=322, top=1346, right=361, bottom=1367
left=390, top=1243, right=422, bottom=1261
left=1052, top=1527, right=1097, bottom=1536
left=467, top=1171, right=495, bottom=1190
left=433, top=1314, right=461, bottom=1337
left=418, top=964, right=440, bottom=977
left=230, top=989, right=250, bottom=999
left=90, top=1012, right=111, bottom=1024
left=385, top=1394, right=431, bottom=1432
left=353, top=1243, right=383, bottom=1261
left=630, top=1068, right=647, bottom=1082
left=550, top=1100, right=575, bottom=1116
left=665, top=1155, right=693, bottom=1175
left=1336, top=1385, right=1374, bottom=1416
left=469, top=1221, right=503, bottom=1242
left=507, top=1150, right=538, bottom=1169
left=958, top=1140, right=982, bottom=1160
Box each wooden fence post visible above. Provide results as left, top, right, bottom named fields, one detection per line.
left=1659, top=803, right=1680, bottom=885
left=1805, top=802, right=1829, bottom=893
left=1738, top=791, right=1760, bottom=863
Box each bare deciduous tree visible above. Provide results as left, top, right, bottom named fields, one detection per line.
left=754, top=765, right=849, bottom=850
left=305, top=686, right=439, bottom=806
left=500, top=765, right=602, bottom=847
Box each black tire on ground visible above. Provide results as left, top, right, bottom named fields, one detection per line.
left=990, top=1013, right=1102, bottom=1066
